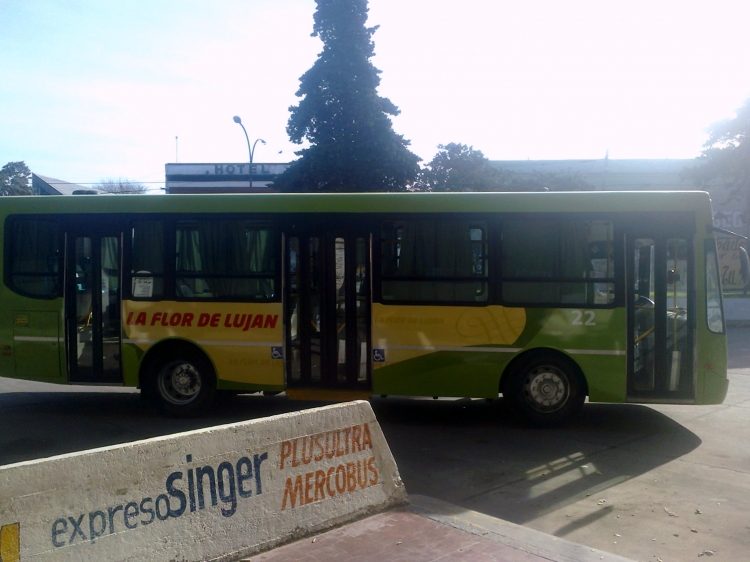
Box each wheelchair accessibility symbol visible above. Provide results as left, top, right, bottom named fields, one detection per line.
left=373, top=349, right=385, bottom=362
left=271, top=347, right=283, bottom=360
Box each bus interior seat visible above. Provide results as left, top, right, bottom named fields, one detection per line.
left=177, top=283, right=194, bottom=298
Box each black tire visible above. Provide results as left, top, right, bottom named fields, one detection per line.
left=504, top=353, right=586, bottom=426
left=151, top=349, right=217, bottom=417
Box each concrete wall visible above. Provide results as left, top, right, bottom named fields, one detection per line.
left=0, top=401, right=406, bottom=561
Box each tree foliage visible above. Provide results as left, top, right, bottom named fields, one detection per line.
left=412, top=143, right=513, bottom=192
left=272, top=0, right=420, bottom=192
left=93, top=178, right=148, bottom=194
left=412, top=143, right=594, bottom=192
left=509, top=170, right=594, bottom=192
left=0, top=161, right=33, bottom=196
left=685, top=97, right=750, bottom=191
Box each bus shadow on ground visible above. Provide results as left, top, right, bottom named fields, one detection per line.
left=0, top=391, right=314, bottom=466
left=367, top=396, right=702, bottom=528
left=0, top=389, right=701, bottom=533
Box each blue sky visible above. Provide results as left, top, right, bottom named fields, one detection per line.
left=1, top=0, right=749, bottom=190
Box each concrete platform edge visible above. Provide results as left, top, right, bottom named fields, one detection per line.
left=407, top=495, right=636, bottom=562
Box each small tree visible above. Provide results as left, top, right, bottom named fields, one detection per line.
left=412, top=143, right=513, bottom=192
left=94, top=179, right=148, bottom=194
left=0, top=161, right=33, bottom=196
left=684, top=97, right=750, bottom=193
left=272, top=0, right=421, bottom=192
left=413, top=143, right=594, bottom=192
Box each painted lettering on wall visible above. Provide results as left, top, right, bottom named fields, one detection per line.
left=50, top=452, right=268, bottom=548
left=716, top=236, right=748, bottom=290
left=125, top=312, right=279, bottom=331
left=278, top=424, right=379, bottom=510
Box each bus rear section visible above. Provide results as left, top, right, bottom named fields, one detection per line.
left=366, top=209, right=727, bottom=424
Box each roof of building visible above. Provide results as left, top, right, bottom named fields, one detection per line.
left=32, top=173, right=101, bottom=195
left=489, top=158, right=697, bottom=191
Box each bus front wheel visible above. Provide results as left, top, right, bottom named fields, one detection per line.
left=504, top=354, right=585, bottom=426
left=151, top=350, right=217, bottom=417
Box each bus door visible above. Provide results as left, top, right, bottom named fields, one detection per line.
left=627, top=229, right=694, bottom=401
left=285, top=228, right=371, bottom=390
left=65, top=223, right=123, bottom=384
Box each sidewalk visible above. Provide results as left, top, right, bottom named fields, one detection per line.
left=246, top=495, right=635, bottom=562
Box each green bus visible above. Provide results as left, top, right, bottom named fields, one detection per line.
left=0, top=191, right=728, bottom=424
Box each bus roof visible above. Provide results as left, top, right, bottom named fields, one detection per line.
left=0, top=190, right=714, bottom=216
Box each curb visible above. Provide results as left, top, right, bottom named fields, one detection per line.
left=407, top=495, right=636, bottom=562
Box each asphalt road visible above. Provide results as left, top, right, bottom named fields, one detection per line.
left=2, top=328, right=750, bottom=561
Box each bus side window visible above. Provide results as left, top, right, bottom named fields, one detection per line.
left=131, top=220, right=164, bottom=299
left=7, top=219, right=61, bottom=299
left=501, top=219, right=615, bottom=306
left=174, top=219, right=277, bottom=301
left=379, top=219, right=488, bottom=304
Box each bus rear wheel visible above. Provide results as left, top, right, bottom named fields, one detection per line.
left=505, top=354, right=585, bottom=426
left=151, top=350, right=217, bottom=417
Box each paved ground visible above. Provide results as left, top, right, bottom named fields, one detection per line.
left=246, top=496, right=634, bottom=562
left=2, top=327, right=749, bottom=561
left=248, top=327, right=750, bottom=562
left=370, top=378, right=750, bottom=561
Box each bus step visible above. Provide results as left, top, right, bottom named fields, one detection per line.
left=285, top=388, right=373, bottom=402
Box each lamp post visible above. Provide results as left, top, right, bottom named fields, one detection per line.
left=233, top=116, right=266, bottom=190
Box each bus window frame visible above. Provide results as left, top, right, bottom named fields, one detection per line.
left=126, top=216, right=169, bottom=302
left=704, top=238, right=726, bottom=335
left=497, top=212, right=623, bottom=309
left=4, top=215, right=64, bottom=300
left=374, top=212, right=495, bottom=307
left=125, top=213, right=283, bottom=304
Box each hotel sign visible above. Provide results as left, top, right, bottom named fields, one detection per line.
left=165, top=163, right=290, bottom=177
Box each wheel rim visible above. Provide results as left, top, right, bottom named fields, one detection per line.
left=522, top=365, right=570, bottom=413
left=158, top=361, right=202, bottom=405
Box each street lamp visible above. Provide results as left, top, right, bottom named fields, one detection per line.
left=233, top=115, right=266, bottom=190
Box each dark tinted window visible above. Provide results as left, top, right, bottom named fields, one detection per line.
left=380, top=219, right=488, bottom=303
left=131, top=220, right=164, bottom=299
left=501, top=219, right=615, bottom=305
left=175, top=219, right=277, bottom=301
left=7, top=219, right=61, bottom=298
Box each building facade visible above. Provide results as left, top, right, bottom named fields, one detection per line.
left=164, top=163, right=290, bottom=194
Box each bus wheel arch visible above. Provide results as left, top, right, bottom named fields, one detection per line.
left=501, top=349, right=588, bottom=426
left=140, top=340, right=217, bottom=417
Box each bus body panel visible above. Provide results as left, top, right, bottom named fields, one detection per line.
left=13, top=309, right=62, bottom=381
left=371, top=303, right=525, bottom=397
left=371, top=304, right=628, bottom=402
left=692, top=232, right=729, bottom=405
left=696, top=332, right=729, bottom=405
left=122, top=301, right=284, bottom=388
left=1, top=297, right=65, bottom=383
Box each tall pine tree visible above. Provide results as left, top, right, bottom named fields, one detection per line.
left=273, top=0, right=420, bottom=192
